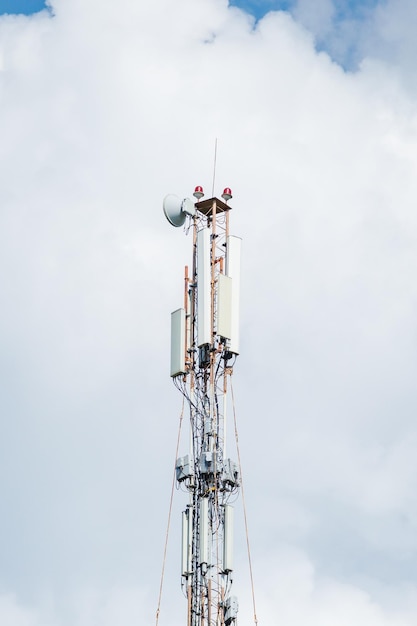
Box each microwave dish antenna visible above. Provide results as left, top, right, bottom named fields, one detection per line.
left=163, top=194, right=195, bottom=227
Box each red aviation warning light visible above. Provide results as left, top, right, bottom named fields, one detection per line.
left=193, top=185, right=204, bottom=200
left=222, top=187, right=233, bottom=202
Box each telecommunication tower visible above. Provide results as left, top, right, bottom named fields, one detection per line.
left=163, top=185, right=242, bottom=626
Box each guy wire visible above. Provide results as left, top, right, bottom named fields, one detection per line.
left=155, top=395, right=185, bottom=626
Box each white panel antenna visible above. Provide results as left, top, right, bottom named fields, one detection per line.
left=217, top=273, right=232, bottom=340
left=200, top=497, right=209, bottom=566
left=182, top=508, right=193, bottom=576
left=197, top=228, right=211, bottom=347
left=171, top=308, right=186, bottom=377
left=226, top=236, right=242, bottom=354
left=223, top=505, right=234, bottom=573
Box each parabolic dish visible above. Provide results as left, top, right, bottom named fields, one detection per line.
left=163, top=194, right=187, bottom=227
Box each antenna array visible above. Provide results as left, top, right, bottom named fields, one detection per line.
left=164, top=186, right=241, bottom=626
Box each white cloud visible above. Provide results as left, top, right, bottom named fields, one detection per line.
left=236, top=546, right=417, bottom=626
left=0, top=0, right=417, bottom=623
left=0, top=587, right=154, bottom=626
left=0, top=594, right=41, bottom=626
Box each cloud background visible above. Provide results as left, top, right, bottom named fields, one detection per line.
left=1, top=0, right=417, bottom=624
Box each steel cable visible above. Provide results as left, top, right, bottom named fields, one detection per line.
left=155, top=395, right=185, bottom=626
left=231, top=378, right=259, bottom=626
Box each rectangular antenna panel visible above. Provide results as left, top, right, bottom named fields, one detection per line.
left=186, top=286, right=192, bottom=356
left=181, top=508, right=193, bottom=576
left=217, top=274, right=232, bottom=340
left=197, top=228, right=211, bottom=347
left=200, top=497, right=209, bottom=565
left=170, top=308, right=186, bottom=377
left=223, top=505, right=234, bottom=573
left=226, top=236, right=241, bottom=354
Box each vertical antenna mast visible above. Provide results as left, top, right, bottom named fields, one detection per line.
left=163, top=185, right=241, bottom=626
left=211, top=139, right=218, bottom=198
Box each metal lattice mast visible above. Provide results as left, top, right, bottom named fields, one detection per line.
left=164, top=186, right=241, bottom=626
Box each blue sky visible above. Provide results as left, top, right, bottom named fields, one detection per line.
left=0, top=0, right=46, bottom=14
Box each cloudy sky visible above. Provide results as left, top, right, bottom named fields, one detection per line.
left=1, top=0, right=417, bottom=624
